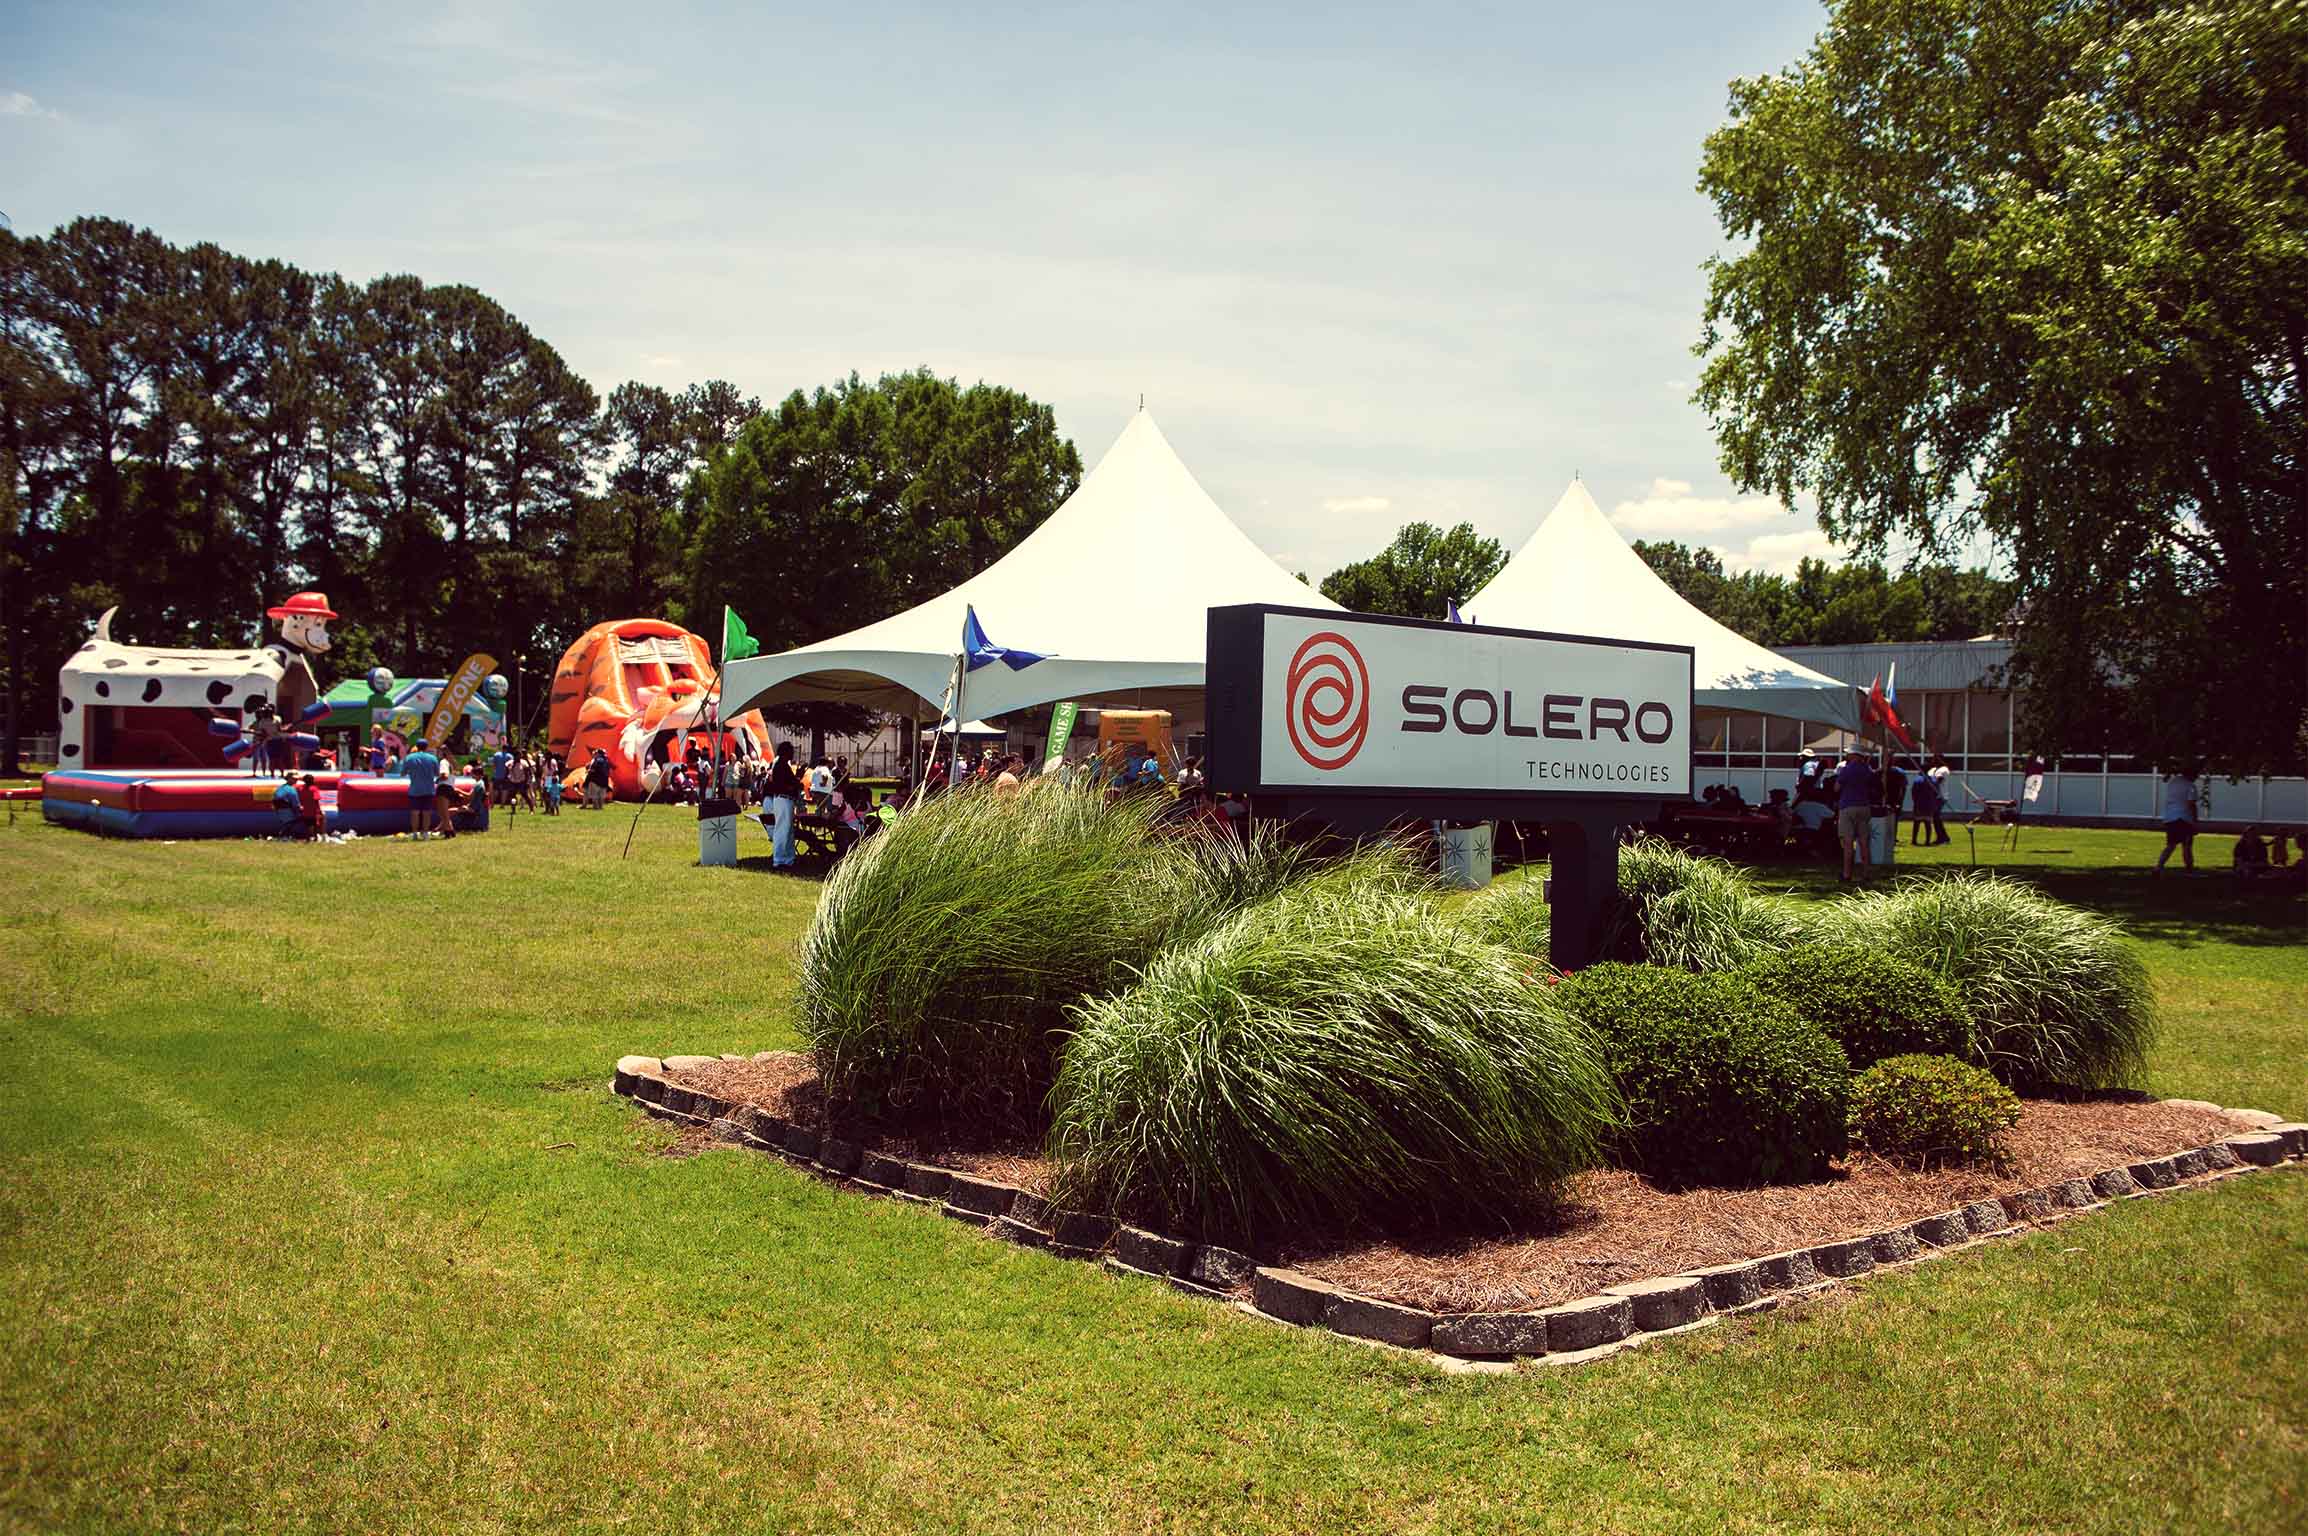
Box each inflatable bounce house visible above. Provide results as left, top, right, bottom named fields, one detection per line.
left=549, top=618, right=774, bottom=799
left=43, top=593, right=486, bottom=838
left=318, top=674, right=506, bottom=761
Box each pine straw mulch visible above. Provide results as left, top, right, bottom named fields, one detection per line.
left=662, top=1055, right=2254, bottom=1314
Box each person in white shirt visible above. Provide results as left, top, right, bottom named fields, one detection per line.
left=806, top=759, right=835, bottom=811
left=2155, top=767, right=2200, bottom=873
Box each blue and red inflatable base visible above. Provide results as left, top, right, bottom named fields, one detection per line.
left=41, top=770, right=490, bottom=839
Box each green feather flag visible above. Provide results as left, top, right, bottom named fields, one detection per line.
left=723, top=605, right=761, bottom=662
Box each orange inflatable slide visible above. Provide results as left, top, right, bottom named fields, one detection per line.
left=548, top=618, right=774, bottom=800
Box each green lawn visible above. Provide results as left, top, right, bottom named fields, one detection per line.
left=1, top=805, right=2302, bottom=1534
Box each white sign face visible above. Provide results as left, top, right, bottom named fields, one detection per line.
left=1255, top=611, right=1691, bottom=796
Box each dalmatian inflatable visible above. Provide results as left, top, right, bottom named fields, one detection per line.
left=55, top=592, right=341, bottom=771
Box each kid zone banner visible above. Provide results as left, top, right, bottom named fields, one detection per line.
left=1205, top=605, right=1693, bottom=801
left=421, top=653, right=496, bottom=750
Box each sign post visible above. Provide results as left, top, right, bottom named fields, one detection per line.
left=1205, top=604, right=1693, bottom=972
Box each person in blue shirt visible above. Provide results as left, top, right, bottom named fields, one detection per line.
left=487, top=747, right=513, bottom=807
left=1835, top=746, right=1878, bottom=883
left=403, top=744, right=441, bottom=837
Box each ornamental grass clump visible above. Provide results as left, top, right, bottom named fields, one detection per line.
left=1462, top=835, right=1797, bottom=973
left=798, top=782, right=1186, bottom=1128
left=1553, top=962, right=1851, bottom=1185
left=1048, top=878, right=1619, bottom=1242
left=1814, top=873, right=2156, bottom=1091
left=1741, top=943, right=1977, bottom=1068
left=1849, top=1054, right=2022, bottom=1170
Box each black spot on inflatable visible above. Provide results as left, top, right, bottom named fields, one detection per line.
left=207, top=680, right=233, bottom=705
left=143, top=678, right=164, bottom=703
left=103, top=658, right=125, bottom=668
left=234, top=654, right=251, bottom=661
left=59, top=696, right=74, bottom=714
left=80, top=642, right=96, bottom=652
left=188, top=664, right=207, bottom=672
left=94, top=681, right=110, bottom=698
left=243, top=693, right=268, bottom=713
left=62, top=743, right=79, bottom=757
left=146, top=658, right=161, bottom=666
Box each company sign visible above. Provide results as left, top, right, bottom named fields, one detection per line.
left=1207, top=606, right=1692, bottom=801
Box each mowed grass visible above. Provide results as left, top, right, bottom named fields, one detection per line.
left=0, top=804, right=2302, bottom=1535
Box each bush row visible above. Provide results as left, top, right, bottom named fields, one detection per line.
left=797, top=791, right=2152, bottom=1240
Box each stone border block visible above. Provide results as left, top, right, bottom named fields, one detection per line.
left=1755, top=1249, right=1819, bottom=1290
left=943, top=1174, right=1020, bottom=1219
left=2047, top=1179, right=2098, bottom=1210
left=2224, top=1133, right=2286, bottom=1168
left=2000, top=1188, right=2055, bottom=1224
left=990, top=1216, right=1050, bottom=1247
left=2168, top=1147, right=2210, bottom=1181
left=2127, top=1156, right=2179, bottom=1190
left=1252, top=1268, right=1338, bottom=1328
left=815, top=1138, right=862, bottom=1176
left=1432, top=1312, right=1547, bottom=1358
left=2198, top=1141, right=2238, bottom=1171
left=1868, top=1227, right=1921, bottom=1265
left=1189, top=1245, right=1257, bottom=1291
left=2090, top=1167, right=2139, bottom=1199
left=1682, top=1261, right=1764, bottom=1311
left=1910, top=1211, right=1969, bottom=1247
left=628, top=1072, right=669, bottom=1105
left=1009, top=1191, right=1053, bottom=1229
left=1540, top=1294, right=1632, bottom=1352
left=855, top=1151, right=908, bottom=1189
left=1807, top=1238, right=1876, bottom=1279
left=781, top=1123, right=821, bottom=1161
left=2270, top=1123, right=2308, bottom=1159
left=1047, top=1211, right=1116, bottom=1251
left=708, top=1117, right=747, bottom=1145
left=1113, top=1225, right=1192, bottom=1277
left=1604, top=1275, right=1707, bottom=1332
left=1328, top=1292, right=1435, bottom=1349
left=901, top=1163, right=951, bottom=1200
left=1963, top=1199, right=2011, bottom=1236
left=942, top=1205, right=992, bottom=1227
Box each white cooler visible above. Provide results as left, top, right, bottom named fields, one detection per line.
left=1438, top=822, right=1495, bottom=890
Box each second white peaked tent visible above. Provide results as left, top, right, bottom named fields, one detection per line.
left=718, top=410, right=1338, bottom=724
left=1465, top=481, right=1861, bottom=729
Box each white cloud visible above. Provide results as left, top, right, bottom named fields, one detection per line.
left=1722, top=528, right=1838, bottom=576
left=1609, top=482, right=1788, bottom=537
left=2, top=91, right=59, bottom=120
left=642, top=354, right=684, bottom=372
left=1320, top=495, right=1391, bottom=516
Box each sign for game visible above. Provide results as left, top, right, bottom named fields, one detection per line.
left=1205, top=605, right=1693, bottom=804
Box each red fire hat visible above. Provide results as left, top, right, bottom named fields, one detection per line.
left=266, top=590, right=339, bottom=622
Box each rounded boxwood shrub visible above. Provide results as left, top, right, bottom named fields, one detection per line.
left=1048, top=880, right=1619, bottom=1241
left=1849, top=1054, right=2022, bottom=1169
left=1741, top=944, right=1976, bottom=1068
left=1553, top=962, right=1851, bottom=1185
left=1810, top=873, right=2157, bottom=1090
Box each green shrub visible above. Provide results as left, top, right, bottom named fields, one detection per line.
left=1741, top=944, right=1976, bottom=1067
left=1553, top=962, right=1851, bottom=1185
left=1849, top=1054, right=2022, bottom=1168
left=1812, top=873, right=2157, bottom=1090
left=798, top=783, right=1187, bottom=1127
left=1464, top=836, right=1798, bottom=973
left=1048, top=878, right=1618, bottom=1240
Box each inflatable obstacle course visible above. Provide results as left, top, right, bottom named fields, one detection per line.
left=41, top=770, right=489, bottom=839
left=549, top=618, right=773, bottom=800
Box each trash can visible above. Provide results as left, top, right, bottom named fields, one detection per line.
left=1867, top=805, right=1898, bottom=870
left=698, top=796, right=739, bottom=867
left=1438, top=822, right=1495, bottom=891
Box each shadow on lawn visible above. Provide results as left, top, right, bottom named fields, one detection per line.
left=1755, top=858, right=2306, bottom=950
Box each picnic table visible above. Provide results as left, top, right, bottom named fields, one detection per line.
left=1661, top=804, right=1784, bottom=854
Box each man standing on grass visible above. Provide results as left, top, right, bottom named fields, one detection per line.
left=2155, top=766, right=2200, bottom=874
left=1836, top=745, right=1877, bottom=883
left=766, top=741, right=804, bottom=869
left=403, top=740, right=440, bottom=838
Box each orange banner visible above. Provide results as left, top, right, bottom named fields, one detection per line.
left=422, top=653, right=496, bottom=751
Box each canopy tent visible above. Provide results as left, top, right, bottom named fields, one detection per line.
left=1465, top=482, right=1861, bottom=729
left=719, top=410, right=1337, bottom=725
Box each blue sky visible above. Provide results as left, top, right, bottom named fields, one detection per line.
left=3, top=0, right=1857, bottom=583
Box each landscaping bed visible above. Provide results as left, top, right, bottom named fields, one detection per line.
left=644, top=1051, right=2288, bottom=1317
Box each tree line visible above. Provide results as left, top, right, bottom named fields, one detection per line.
left=1318, top=520, right=2011, bottom=647
left=0, top=217, right=1081, bottom=771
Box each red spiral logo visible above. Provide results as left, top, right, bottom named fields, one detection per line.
left=1285, top=631, right=1370, bottom=770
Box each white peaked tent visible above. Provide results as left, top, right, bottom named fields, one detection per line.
left=1466, top=481, right=1861, bottom=729
left=718, top=410, right=1337, bottom=724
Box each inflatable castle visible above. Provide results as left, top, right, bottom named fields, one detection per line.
left=548, top=618, right=774, bottom=799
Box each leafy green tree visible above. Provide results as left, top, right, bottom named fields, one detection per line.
left=1319, top=521, right=1505, bottom=618
left=1695, top=0, right=2306, bottom=774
